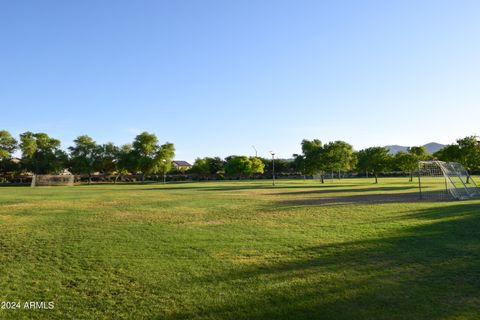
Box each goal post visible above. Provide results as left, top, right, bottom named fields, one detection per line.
left=31, top=175, right=75, bottom=187
left=417, top=161, right=479, bottom=200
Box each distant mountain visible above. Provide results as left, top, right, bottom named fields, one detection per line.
left=422, top=142, right=445, bottom=154
left=385, top=145, right=408, bottom=154
left=385, top=142, right=445, bottom=155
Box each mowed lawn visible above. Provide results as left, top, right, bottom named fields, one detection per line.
left=1, top=178, right=480, bottom=319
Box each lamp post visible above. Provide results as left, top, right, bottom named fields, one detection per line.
left=252, top=145, right=258, bottom=157
left=162, top=159, right=167, bottom=184
left=269, top=151, right=275, bottom=186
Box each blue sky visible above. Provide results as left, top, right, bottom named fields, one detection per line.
left=1, top=0, right=479, bottom=162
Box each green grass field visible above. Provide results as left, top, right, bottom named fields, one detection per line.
left=1, top=178, right=480, bottom=319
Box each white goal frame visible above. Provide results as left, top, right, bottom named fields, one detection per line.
left=417, top=161, right=479, bottom=200
left=31, top=175, right=75, bottom=187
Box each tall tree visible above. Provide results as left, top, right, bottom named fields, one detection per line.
left=456, top=136, right=480, bottom=171
left=322, top=141, right=354, bottom=178
left=132, top=132, right=175, bottom=182
left=132, top=132, right=161, bottom=182
left=19, top=132, right=67, bottom=174
left=261, top=158, right=290, bottom=175
left=357, top=147, right=392, bottom=183
left=394, top=151, right=417, bottom=182
left=292, top=154, right=306, bottom=178
left=99, top=142, right=120, bottom=175
left=0, top=130, right=17, bottom=160
left=191, top=157, right=225, bottom=179
left=301, top=139, right=325, bottom=182
left=434, top=136, right=480, bottom=183
left=0, top=130, right=17, bottom=176
left=206, top=157, right=225, bottom=176
left=408, top=146, right=430, bottom=160
left=69, top=135, right=102, bottom=182
left=191, top=158, right=210, bottom=179
left=394, top=147, right=430, bottom=182
left=434, top=144, right=461, bottom=162
left=225, top=156, right=253, bottom=178
left=116, top=144, right=136, bottom=182
left=156, top=142, right=175, bottom=179
left=249, top=157, right=265, bottom=175
left=456, top=136, right=480, bottom=183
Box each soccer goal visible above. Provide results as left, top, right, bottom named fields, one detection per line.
left=417, top=161, right=479, bottom=200
left=31, top=175, right=75, bottom=187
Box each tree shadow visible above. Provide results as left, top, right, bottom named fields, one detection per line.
left=166, top=203, right=480, bottom=319
left=275, top=190, right=451, bottom=205
left=112, top=184, right=357, bottom=192
left=201, top=184, right=355, bottom=192
left=277, top=186, right=419, bottom=196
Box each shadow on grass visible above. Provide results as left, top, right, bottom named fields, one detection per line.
left=167, top=203, right=480, bottom=320
left=277, top=186, right=419, bottom=196
left=275, top=190, right=453, bottom=205
left=112, top=184, right=358, bottom=192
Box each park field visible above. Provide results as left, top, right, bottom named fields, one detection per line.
left=1, top=178, right=480, bottom=319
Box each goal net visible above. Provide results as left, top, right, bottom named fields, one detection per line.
left=31, top=175, right=75, bottom=187
left=417, top=161, right=479, bottom=200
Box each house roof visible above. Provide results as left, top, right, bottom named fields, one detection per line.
left=172, top=160, right=192, bottom=167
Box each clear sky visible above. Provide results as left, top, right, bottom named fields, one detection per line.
left=1, top=0, right=479, bottom=162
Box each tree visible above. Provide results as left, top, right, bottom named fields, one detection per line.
left=393, top=147, right=430, bottom=182
left=191, top=158, right=210, bottom=179
left=99, top=142, right=120, bottom=175
left=191, top=157, right=225, bottom=179
left=0, top=130, right=17, bottom=160
left=298, top=139, right=353, bottom=182
left=132, top=132, right=159, bottom=180
left=357, top=147, right=392, bottom=183
left=0, top=130, right=17, bottom=176
left=300, top=139, right=325, bottom=182
left=116, top=144, right=136, bottom=182
left=206, top=157, right=225, bottom=176
left=434, top=144, right=461, bottom=162
left=19, top=132, right=67, bottom=174
left=156, top=142, right=175, bottom=180
left=131, top=132, right=175, bottom=182
left=261, top=157, right=290, bottom=175
left=292, top=154, right=306, bottom=178
left=225, top=156, right=254, bottom=178
left=322, top=141, right=354, bottom=178
left=224, top=156, right=265, bottom=177
left=408, top=146, right=430, bottom=160
left=394, top=151, right=417, bottom=182
left=349, top=152, right=358, bottom=174
left=69, top=135, right=102, bottom=182
left=249, top=157, right=265, bottom=175
left=457, top=136, right=480, bottom=171
left=434, top=136, right=480, bottom=183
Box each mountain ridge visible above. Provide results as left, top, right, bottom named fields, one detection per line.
left=385, top=142, right=445, bottom=155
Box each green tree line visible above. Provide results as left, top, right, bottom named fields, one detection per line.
left=0, top=130, right=174, bottom=182
left=292, top=135, right=480, bottom=183
left=189, top=136, right=480, bottom=183
left=1, top=129, right=479, bottom=183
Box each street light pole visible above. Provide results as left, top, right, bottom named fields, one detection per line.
left=162, top=159, right=166, bottom=184
left=252, top=145, right=258, bottom=157
left=269, top=151, right=275, bottom=186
